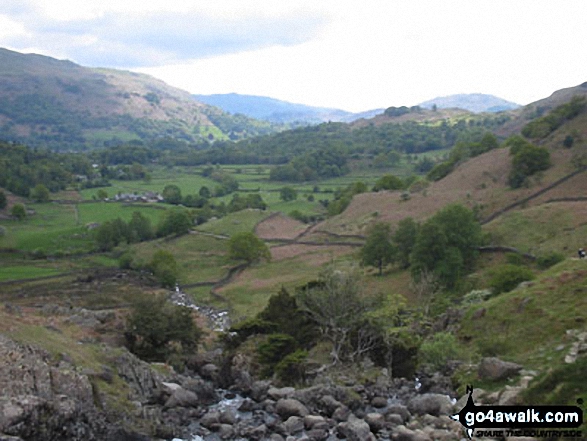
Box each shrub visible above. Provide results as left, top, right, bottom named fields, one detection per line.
left=536, top=252, right=565, bottom=269
left=257, top=333, right=297, bottom=377
left=462, top=289, right=492, bottom=305
left=275, top=350, right=308, bottom=385
left=488, top=264, right=535, bottom=295
left=228, top=232, right=271, bottom=263
left=418, top=332, right=463, bottom=371
left=125, top=294, right=201, bottom=363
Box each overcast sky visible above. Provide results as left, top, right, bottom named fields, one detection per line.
left=1, top=0, right=586, bottom=112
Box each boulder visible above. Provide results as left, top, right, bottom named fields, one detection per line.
left=283, top=416, right=304, bottom=435
left=164, top=387, right=199, bottom=408
left=392, top=425, right=432, bottom=441
left=478, top=357, right=522, bottom=381
left=407, top=394, right=453, bottom=417
left=268, top=386, right=295, bottom=401
left=276, top=399, right=309, bottom=418
left=365, top=412, right=386, bottom=432
left=337, top=414, right=376, bottom=441
left=371, top=396, right=388, bottom=408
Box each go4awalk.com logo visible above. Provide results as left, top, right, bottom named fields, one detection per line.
left=451, top=386, right=584, bottom=439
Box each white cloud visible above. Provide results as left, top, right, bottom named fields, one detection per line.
left=1, top=0, right=586, bottom=111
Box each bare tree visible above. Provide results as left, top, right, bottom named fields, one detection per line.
left=410, top=269, right=441, bottom=317
left=296, top=266, right=376, bottom=364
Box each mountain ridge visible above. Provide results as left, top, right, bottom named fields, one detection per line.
left=0, top=48, right=277, bottom=150
left=418, top=93, right=520, bottom=113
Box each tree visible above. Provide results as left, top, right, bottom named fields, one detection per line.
left=125, top=294, right=201, bottom=362
left=228, top=232, right=271, bottom=263
left=96, top=189, right=108, bottom=200
left=128, top=211, right=154, bottom=242
left=0, top=190, right=6, bottom=210
left=279, top=186, right=298, bottom=202
left=361, top=223, right=397, bottom=275
left=373, top=174, right=404, bottom=191
left=393, top=217, right=419, bottom=269
left=11, top=203, right=26, bottom=221
left=296, top=266, right=381, bottom=364
left=411, top=204, right=482, bottom=288
left=508, top=144, right=551, bottom=188
left=156, top=208, right=193, bottom=237
left=30, top=184, right=50, bottom=202
left=198, top=186, right=211, bottom=198
left=149, top=250, right=179, bottom=288
left=162, top=184, right=182, bottom=205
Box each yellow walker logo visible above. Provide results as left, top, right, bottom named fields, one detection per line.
left=451, top=386, right=584, bottom=439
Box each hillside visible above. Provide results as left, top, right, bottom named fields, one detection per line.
left=0, top=48, right=277, bottom=150
left=193, top=92, right=384, bottom=124
left=319, top=93, right=587, bottom=236
left=418, top=93, right=520, bottom=113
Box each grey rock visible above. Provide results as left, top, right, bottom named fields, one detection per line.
left=371, top=396, right=388, bottom=408
left=478, top=357, right=522, bottom=381
left=164, top=388, right=199, bottom=408
left=392, top=425, right=432, bottom=441
left=200, top=411, right=220, bottom=429
left=407, top=393, right=453, bottom=417
left=306, top=428, right=329, bottom=440
left=386, top=404, right=410, bottom=422
left=250, top=380, right=271, bottom=402
left=283, top=416, right=304, bottom=434
left=268, top=386, right=295, bottom=401
left=304, top=414, right=326, bottom=429
left=276, top=398, right=309, bottom=418
left=332, top=405, right=351, bottom=422
left=365, top=412, right=386, bottom=432
left=337, top=414, right=376, bottom=441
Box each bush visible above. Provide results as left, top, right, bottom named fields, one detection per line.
left=536, top=252, right=565, bottom=269
left=418, top=332, right=463, bottom=371
left=228, top=232, right=271, bottom=263
left=149, top=250, right=179, bottom=288
left=275, top=350, right=308, bottom=385
left=488, top=264, right=535, bottom=295
left=125, top=294, right=201, bottom=362
left=257, top=333, right=297, bottom=377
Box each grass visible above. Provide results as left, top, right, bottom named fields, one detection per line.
left=485, top=203, right=587, bottom=256
left=0, top=265, right=62, bottom=282
left=459, top=259, right=587, bottom=369
left=195, top=209, right=271, bottom=236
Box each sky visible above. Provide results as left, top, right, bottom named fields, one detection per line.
left=1, top=0, right=586, bottom=112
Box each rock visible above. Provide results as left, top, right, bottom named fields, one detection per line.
left=276, top=398, right=309, bottom=418
left=319, top=394, right=343, bottom=416
left=365, top=412, right=386, bottom=432
left=371, top=396, right=388, bottom=408
left=337, top=414, right=376, bottom=441
left=219, top=408, right=238, bottom=425
left=200, top=411, right=220, bottom=429
left=478, top=357, right=522, bottom=381
left=218, top=423, right=234, bottom=439
left=249, top=423, right=268, bottom=440
left=250, top=380, right=271, bottom=402
left=407, top=393, right=453, bottom=417
left=268, top=386, right=295, bottom=401
left=498, top=386, right=523, bottom=405
left=164, top=387, right=199, bottom=408
left=304, top=414, right=326, bottom=429
left=386, top=413, right=404, bottom=426
left=283, top=416, right=304, bottom=435
left=269, top=435, right=285, bottom=441
left=306, top=428, right=329, bottom=440
left=386, top=404, right=411, bottom=422
left=332, top=405, right=351, bottom=422
left=200, top=363, right=219, bottom=381
left=238, top=398, right=258, bottom=412
left=454, top=388, right=486, bottom=409
left=392, top=425, right=432, bottom=441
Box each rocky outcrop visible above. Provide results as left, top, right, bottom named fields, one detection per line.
left=0, top=334, right=112, bottom=440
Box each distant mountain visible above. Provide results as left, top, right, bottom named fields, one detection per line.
left=418, top=93, right=520, bottom=113
left=193, top=93, right=384, bottom=124
left=0, top=48, right=277, bottom=150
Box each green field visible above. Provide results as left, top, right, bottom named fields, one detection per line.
left=0, top=265, right=63, bottom=282
left=0, top=202, right=168, bottom=254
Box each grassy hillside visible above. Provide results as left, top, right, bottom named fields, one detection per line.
left=0, top=48, right=277, bottom=150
